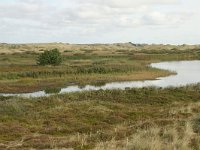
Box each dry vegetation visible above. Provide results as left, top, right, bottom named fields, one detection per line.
left=0, top=42, right=200, bottom=55
left=0, top=43, right=200, bottom=149
left=0, top=85, right=200, bottom=149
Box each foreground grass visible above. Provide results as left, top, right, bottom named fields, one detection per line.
left=0, top=84, right=200, bottom=149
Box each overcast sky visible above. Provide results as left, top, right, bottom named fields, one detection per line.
left=0, top=0, right=199, bottom=44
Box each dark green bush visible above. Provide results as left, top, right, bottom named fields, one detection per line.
left=37, top=49, right=62, bottom=66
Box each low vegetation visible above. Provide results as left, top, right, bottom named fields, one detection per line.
left=0, top=43, right=200, bottom=149
left=0, top=44, right=199, bottom=93
left=0, top=43, right=200, bottom=55
left=0, top=84, right=200, bottom=149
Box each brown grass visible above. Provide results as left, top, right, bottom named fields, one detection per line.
left=0, top=85, right=200, bottom=149
left=0, top=42, right=200, bottom=54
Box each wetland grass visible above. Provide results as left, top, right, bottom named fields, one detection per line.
left=0, top=45, right=200, bottom=149
left=0, top=48, right=199, bottom=93
left=0, top=85, right=200, bottom=149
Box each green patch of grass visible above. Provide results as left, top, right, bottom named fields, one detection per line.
left=44, top=87, right=61, bottom=94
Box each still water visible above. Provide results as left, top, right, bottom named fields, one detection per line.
left=1, top=60, right=200, bottom=98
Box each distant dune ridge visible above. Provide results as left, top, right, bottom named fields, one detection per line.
left=0, top=42, right=200, bottom=54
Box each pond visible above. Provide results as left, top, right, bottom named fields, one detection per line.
left=1, top=60, right=200, bottom=98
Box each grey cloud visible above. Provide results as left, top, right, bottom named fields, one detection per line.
left=0, top=0, right=188, bottom=28
left=0, top=0, right=198, bottom=43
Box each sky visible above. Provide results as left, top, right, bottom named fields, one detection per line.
left=0, top=0, right=199, bottom=44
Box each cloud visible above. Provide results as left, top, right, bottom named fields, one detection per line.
left=0, top=0, right=198, bottom=43
left=75, top=0, right=180, bottom=8
left=0, top=0, right=186, bottom=26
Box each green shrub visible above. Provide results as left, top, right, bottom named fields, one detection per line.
left=37, top=49, right=62, bottom=66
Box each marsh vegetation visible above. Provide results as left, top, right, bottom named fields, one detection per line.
left=1, top=85, right=200, bottom=149
left=0, top=44, right=200, bottom=149
left=0, top=44, right=199, bottom=93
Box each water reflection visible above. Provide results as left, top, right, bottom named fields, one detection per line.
left=1, top=60, right=200, bottom=98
